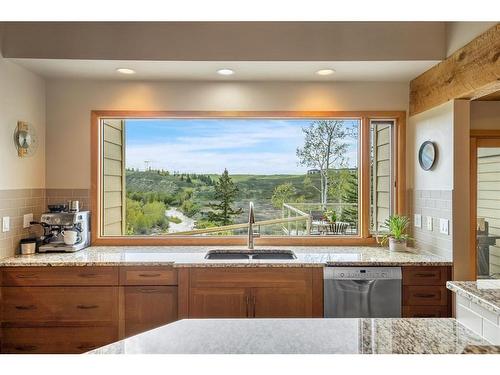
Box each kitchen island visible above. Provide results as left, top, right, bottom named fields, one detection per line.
left=88, top=318, right=495, bottom=354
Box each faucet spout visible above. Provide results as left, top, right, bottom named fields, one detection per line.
left=248, top=202, right=258, bottom=249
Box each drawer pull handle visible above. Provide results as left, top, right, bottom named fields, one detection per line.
left=414, top=273, right=436, bottom=278
left=139, top=288, right=160, bottom=293
left=78, top=273, right=98, bottom=278
left=15, top=304, right=37, bottom=310
left=138, top=273, right=162, bottom=277
left=16, top=274, right=37, bottom=279
left=15, top=345, right=37, bottom=352
left=414, top=293, right=436, bottom=298
left=77, top=344, right=99, bottom=351
left=77, top=304, right=99, bottom=309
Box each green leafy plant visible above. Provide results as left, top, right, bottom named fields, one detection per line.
left=324, top=209, right=337, bottom=223
left=379, top=215, right=412, bottom=246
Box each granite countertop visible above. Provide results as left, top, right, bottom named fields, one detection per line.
left=88, top=318, right=493, bottom=354
left=0, top=246, right=452, bottom=267
left=447, top=281, right=500, bottom=314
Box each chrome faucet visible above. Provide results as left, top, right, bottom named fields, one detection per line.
left=248, top=202, right=260, bottom=249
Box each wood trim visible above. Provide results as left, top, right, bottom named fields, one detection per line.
left=410, top=24, right=500, bottom=115
left=470, top=129, right=500, bottom=137
left=91, top=110, right=405, bottom=246
left=177, top=269, right=189, bottom=319
left=469, top=137, right=478, bottom=280
left=360, top=116, right=371, bottom=238
left=395, top=113, right=407, bottom=215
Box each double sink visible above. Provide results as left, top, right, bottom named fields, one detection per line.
left=205, top=249, right=296, bottom=260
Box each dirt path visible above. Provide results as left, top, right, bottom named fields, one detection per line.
left=165, top=207, right=196, bottom=233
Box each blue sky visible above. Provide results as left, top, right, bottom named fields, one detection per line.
left=125, top=118, right=359, bottom=174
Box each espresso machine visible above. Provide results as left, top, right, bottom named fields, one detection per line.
left=35, top=211, right=91, bottom=252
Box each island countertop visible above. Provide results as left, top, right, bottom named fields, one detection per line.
left=447, top=280, right=500, bottom=314
left=0, top=246, right=451, bottom=267
left=88, top=318, right=493, bottom=354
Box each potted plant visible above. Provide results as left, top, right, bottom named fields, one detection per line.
left=379, top=215, right=412, bottom=252
left=324, top=209, right=337, bottom=223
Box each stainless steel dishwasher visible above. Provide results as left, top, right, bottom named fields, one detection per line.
left=324, top=267, right=402, bottom=318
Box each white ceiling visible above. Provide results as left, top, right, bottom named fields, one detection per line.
left=11, top=59, right=439, bottom=82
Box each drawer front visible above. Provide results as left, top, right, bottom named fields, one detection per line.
left=2, top=286, right=118, bottom=324
left=402, top=267, right=449, bottom=286
left=403, top=305, right=450, bottom=318
left=1, top=267, right=119, bottom=286
left=1, top=326, right=117, bottom=354
left=120, top=267, right=177, bottom=285
left=403, top=285, right=448, bottom=306
left=190, top=268, right=312, bottom=288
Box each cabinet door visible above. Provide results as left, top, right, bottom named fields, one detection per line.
left=123, top=286, right=178, bottom=337
left=253, top=287, right=312, bottom=318
left=189, top=287, right=249, bottom=318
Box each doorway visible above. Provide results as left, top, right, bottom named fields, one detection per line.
left=471, top=134, right=500, bottom=280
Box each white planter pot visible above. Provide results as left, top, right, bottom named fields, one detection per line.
left=388, top=238, right=407, bottom=252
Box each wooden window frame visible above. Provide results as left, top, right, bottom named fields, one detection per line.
left=469, top=129, right=500, bottom=278
left=91, top=110, right=406, bottom=246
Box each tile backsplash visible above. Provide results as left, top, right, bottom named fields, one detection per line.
left=410, top=189, right=453, bottom=259
left=0, top=188, right=46, bottom=259
left=0, top=188, right=90, bottom=259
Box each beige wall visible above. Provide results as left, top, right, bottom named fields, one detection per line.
left=445, top=22, right=498, bottom=57
left=407, top=101, right=454, bottom=191
left=45, top=79, right=409, bottom=189
left=0, top=54, right=45, bottom=189
left=471, top=101, right=500, bottom=129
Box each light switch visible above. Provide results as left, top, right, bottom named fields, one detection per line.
left=2, top=216, right=10, bottom=232
left=414, top=214, right=422, bottom=228
left=426, top=216, right=433, bottom=231
left=439, top=218, right=449, bottom=235
left=23, top=213, right=33, bottom=228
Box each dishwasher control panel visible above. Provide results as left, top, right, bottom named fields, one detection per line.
left=324, top=267, right=402, bottom=280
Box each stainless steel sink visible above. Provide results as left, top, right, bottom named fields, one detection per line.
left=205, top=249, right=296, bottom=260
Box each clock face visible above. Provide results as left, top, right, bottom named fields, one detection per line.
left=14, top=123, right=38, bottom=157
left=418, top=141, right=436, bottom=171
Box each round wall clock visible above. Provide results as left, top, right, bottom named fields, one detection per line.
left=14, top=121, right=38, bottom=158
left=418, top=141, right=437, bottom=171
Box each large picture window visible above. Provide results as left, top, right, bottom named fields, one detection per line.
left=92, top=111, right=405, bottom=245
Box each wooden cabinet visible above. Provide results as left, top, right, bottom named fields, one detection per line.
left=0, top=266, right=179, bottom=353
left=123, top=286, right=177, bottom=337
left=402, top=266, right=451, bottom=318
left=187, top=268, right=322, bottom=318
left=253, top=287, right=312, bottom=318
left=189, top=287, right=249, bottom=318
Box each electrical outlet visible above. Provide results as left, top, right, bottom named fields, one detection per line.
left=23, top=213, right=33, bottom=228
left=426, top=216, right=433, bottom=231
left=439, top=218, right=449, bottom=235
left=414, top=214, right=422, bottom=228
left=2, top=216, right=10, bottom=232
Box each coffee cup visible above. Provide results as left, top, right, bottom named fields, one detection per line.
left=62, top=230, right=79, bottom=245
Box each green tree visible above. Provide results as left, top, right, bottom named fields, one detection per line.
left=207, top=169, right=243, bottom=226
left=271, top=182, right=297, bottom=208
left=340, top=172, right=358, bottom=228
left=296, top=120, right=349, bottom=208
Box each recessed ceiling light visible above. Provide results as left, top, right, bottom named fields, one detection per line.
left=116, top=68, right=136, bottom=75
left=316, top=69, right=335, bottom=76
left=217, top=68, right=235, bottom=76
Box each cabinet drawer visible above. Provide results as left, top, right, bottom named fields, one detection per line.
left=120, top=267, right=177, bottom=285
left=2, top=286, right=118, bottom=324
left=403, top=285, right=448, bottom=306
left=190, top=268, right=312, bottom=288
left=1, top=267, right=119, bottom=286
left=403, top=305, right=450, bottom=318
left=402, top=267, right=449, bottom=286
left=1, top=326, right=117, bottom=354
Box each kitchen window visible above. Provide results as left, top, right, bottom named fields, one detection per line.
left=91, top=111, right=405, bottom=245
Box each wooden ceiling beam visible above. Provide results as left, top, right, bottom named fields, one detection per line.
left=409, top=23, right=500, bottom=116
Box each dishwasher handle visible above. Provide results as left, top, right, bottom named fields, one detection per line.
left=324, top=266, right=402, bottom=280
